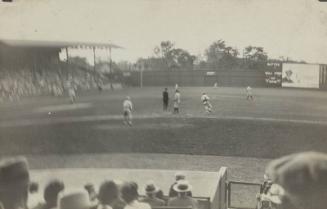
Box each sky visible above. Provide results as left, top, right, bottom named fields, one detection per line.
left=0, top=0, right=326, bottom=64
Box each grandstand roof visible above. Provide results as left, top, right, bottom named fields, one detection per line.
left=0, top=39, right=123, bottom=49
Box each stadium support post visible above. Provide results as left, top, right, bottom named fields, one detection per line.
left=140, top=62, right=143, bottom=88
left=108, top=47, right=112, bottom=89
left=93, top=46, right=96, bottom=83
left=65, top=47, right=69, bottom=63
left=65, top=47, right=70, bottom=80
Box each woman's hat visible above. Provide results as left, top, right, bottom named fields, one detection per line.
left=59, top=190, right=92, bottom=209
left=173, top=180, right=192, bottom=193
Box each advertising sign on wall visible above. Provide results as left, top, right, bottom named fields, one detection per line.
left=282, top=63, right=320, bottom=88
left=265, top=71, right=282, bottom=86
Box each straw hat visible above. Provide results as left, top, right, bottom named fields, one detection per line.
left=173, top=180, right=192, bottom=193
left=59, top=190, right=92, bottom=209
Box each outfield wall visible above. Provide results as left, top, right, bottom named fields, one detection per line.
left=129, top=70, right=266, bottom=87
left=126, top=63, right=327, bottom=89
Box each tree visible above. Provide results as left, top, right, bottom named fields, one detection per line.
left=205, top=39, right=239, bottom=70
left=244, top=46, right=268, bottom=70
left=167, top=48, right=196, bottom=69
left=152, top=41, right=195, bottom=70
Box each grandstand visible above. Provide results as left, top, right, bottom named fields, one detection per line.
left=0, top=39, right=122, bottom=101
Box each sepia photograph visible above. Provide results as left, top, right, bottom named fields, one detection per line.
left=0, top=0, right=327, bottom=209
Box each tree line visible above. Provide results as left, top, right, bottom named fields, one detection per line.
left=131, top=40, right=307, bottom=72
left=68, top=40, right=307, bottom=73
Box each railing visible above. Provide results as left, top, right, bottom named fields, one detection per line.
left=227, top=181, right=261, bottom=209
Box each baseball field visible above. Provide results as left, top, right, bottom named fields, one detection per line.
left=0, top=86, right=327, bottom=183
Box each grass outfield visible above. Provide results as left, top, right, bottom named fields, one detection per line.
left=0, top=86, right=326, bottom=177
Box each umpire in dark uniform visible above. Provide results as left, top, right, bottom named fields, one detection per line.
left=163, top=88, right=169, bottom=111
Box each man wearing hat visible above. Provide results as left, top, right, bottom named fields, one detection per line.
left=167, top=180, right=198, bottom=209
left=266, top=151, right=327, bottom=209
left=59, top=190, right=92, bottom=209
left=256, top=183, right=284, bottom=209
left=0, top=157, right=30, bottom=209
left=140, top=181, right=165, bottom=207
left=84, top=183, right=98, bottom=205
left=169, top=173, right=192, bottom=198
left=162, top=88, right=169, bottom=112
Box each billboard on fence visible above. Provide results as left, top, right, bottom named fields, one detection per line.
left=282, top=63, right=320, bottom=88
left=265, top=71, right=282, bottom=86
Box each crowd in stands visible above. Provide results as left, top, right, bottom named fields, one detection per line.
left=0, top=69, right=103, bottom=102
left=0, top=157, right=200, bottom=209
left=0, top=151, right=326, bottom=209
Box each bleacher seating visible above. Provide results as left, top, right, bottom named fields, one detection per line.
left=0, top=66, right=109, bottom=102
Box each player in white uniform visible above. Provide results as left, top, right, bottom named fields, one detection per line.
left=173, top=90, right=181, bottom=114
left=67, top=80, right=76, bottom=104
left=123, top=96, right=133, bottom=126
left=246, top=86, right=254, bottom=100
left=175, top=84, right=179, bottom=91
left=201, top=93, right=212, bottom=113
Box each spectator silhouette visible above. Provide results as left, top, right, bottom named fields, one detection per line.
left=266, top=151, right=327, bottom=209
left=168, top=180, right=198, bottom=209
left=121, top=182, right=150, bottom=209
left=34, top=179, right=65, bottom=209
left=0, top=157, right=30, bottom=209
left=93, top=180, right=126, bottom=209
left=59, top=190, right=92, bottom=209
left=140, top=181, right=165, bottom=207
left=84, top=183, right=98, bottom=205
left=169, top=173, right=192, bottom=198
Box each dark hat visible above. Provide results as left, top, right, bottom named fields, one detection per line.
left=145, top=181, right=159, bottom=194
left=266, top=152, right=327, bottom=209
left=84, top=183, right=95, bottom=192
left=0, top=157, right=29, bottom=188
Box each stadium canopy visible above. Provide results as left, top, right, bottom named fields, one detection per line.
left=0, top=39, right=123, bottom=49
left=0, top=39, right=123, bottom=74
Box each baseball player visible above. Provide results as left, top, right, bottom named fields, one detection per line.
left=246, top=86, right=254, bottom=100
left=201, top=93, right=212, bottom=113
left=175, top=83, right=179, bottom=91
left=123, top=96, right=133, bottom=126
left=67, top=80, right=76, bottom=104
left=173, top=90, right=181, bottom=114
